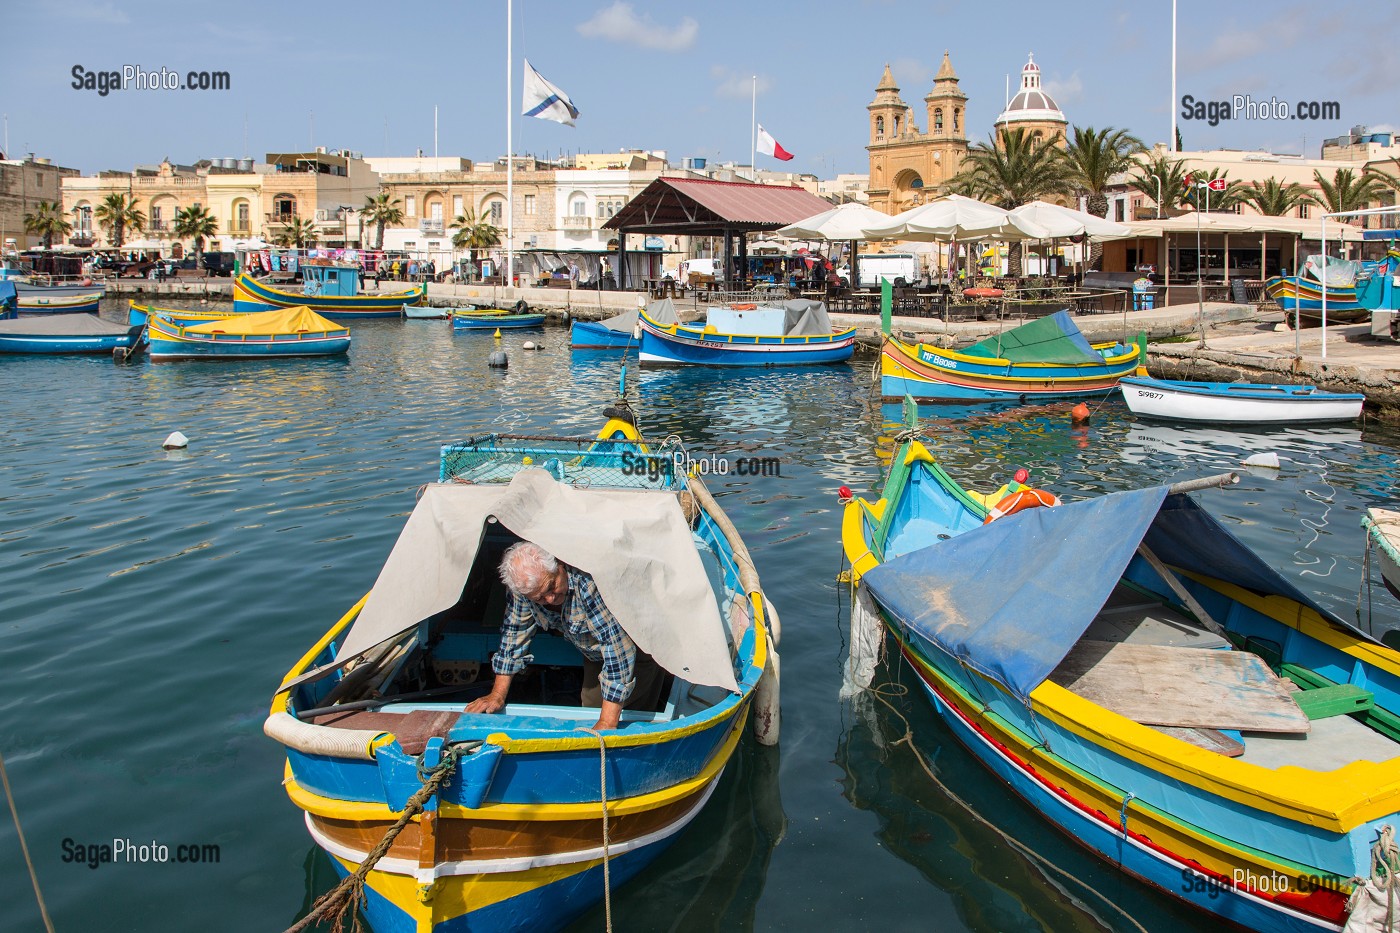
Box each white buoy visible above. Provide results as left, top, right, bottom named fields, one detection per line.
left=1243, top=452, right=1281, bottom=469
left=522, top=340, right=536, bottom=350
left=162, top=431, right=189, bottom=450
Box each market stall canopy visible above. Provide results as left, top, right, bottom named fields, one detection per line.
left=1098, top=214, right=1370, bottom=242
left=776, top=202, right=895, bottom=241
left=861, top=194, right=1051, bottom=242
left=602, top=177, right=834, bottom=236
left=1008, top=201, right=1132, bottom=238
left=119, top=238, right=166, bottom=250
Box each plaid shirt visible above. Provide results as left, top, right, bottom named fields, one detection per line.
left=493, top=565, right=638, bottom=705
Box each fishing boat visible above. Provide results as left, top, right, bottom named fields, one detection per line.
left=17, top=292, right=103, bottom=316
left=0, top=280, right=15, bottom=319
left=638, top=299, right=855, bottom=367
left=0, top=314, right=144, bottom=354
left=451, top=305, right=546, bottom=330
left=842, top=399, right=1400, bottom=932
left=128, top=302, right=245, bottom=328
left=571, top=310, right=642, bottom=352
left=233, top=262, right=423, bottom=318
left=1364, top=508, right=1400, bottom=602
left=1265, top=248, right=1400, bottom=326
left=1120, top=375, right=1364, bottom=424
left=402, top=304, right=449, bottom=320
left=881, top=310, right=1143, bottom=401
left=147, top=305, right=351, bottom=361
left=1, top=258, right=109, bottom=298
left=264, top=418, right=776, bottom=932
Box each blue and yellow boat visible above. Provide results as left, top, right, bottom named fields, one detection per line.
left=638, top=299, right=856, bottom=367
left=841, top=399, right=1400, bottom=932
left=128, top=301, right=246, bottom=328
left=234, top=261, right=423, bottom=318
left=266, top=420, right=776, bottom=932
left=1265, top=248, right=1400, bottom=326
left=16, top=291, right=103, bottom=316
left=451, top=305, right=546, bottom=330
left=881, top=310, right=1144, bottom=401
left=147, top=305, right=350, bottom=360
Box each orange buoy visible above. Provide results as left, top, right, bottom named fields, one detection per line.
left=1071, top=402, right=1091, bottom=424
left=983, top=488, right=1062, bottom=524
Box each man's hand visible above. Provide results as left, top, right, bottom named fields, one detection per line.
left=590, top=700, right=623, bottom=733
left=465, top=674, right=513, bottom=714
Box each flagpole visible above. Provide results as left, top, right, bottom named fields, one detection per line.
left=750, top=76, right=756, bottom=179
left=506, top=0, right=515, bottom=288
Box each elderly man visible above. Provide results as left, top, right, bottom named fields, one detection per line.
left=465, top=541, right=664, bottom=730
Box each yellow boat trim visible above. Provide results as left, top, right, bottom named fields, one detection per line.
left=842, top=499, right=883, bottom=584
left=641, top=311, right=855, bottom=343
left=887, top=334, right=1139, bottom=369
left=237, top=273, right=421, bottom=303
left=270, top=595, right=366, bottom=713
left=286, top=706, right=746, bottom=822
left=902, top=441, right=934, bottom=466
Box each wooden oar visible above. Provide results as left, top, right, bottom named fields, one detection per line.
left=1137, top=471, right=1240, bottom=639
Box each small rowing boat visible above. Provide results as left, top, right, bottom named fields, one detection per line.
left=1364, top=508, right=1400, bottom=602
left=1120, top=375, right=1364, bottom=423
left=17, top=292, right=102, bottom=316
left=638, top=298, right=855, bottom=367
left=452, top=305, right=546, bottom=330
left=0, top=313, right=143, bottom=354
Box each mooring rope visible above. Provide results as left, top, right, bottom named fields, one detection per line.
left=0, top=748, right=54, bottom=933
left=865, top=681, right=1149, bottom=933
left=284, top=743, right=473, bottom=933
left=582, top=727, right=614, bottom=932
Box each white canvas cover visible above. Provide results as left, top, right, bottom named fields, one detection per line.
left=330, top=470, right=738, bottom=693
left=776, top=202, right=895, bottom=241
left=1008, top=200, right=1132, bottom=238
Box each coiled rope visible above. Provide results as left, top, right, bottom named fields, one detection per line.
left=0, top=748, right=54, bottom=933
left=582, top=727, right=614, bottom=932
left=284, top=742, right=474, bottom=933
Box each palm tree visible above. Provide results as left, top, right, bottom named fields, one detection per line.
left=93, top=193, right=145, bottom=249
left=1309, top=167, right=1392, bottom=215
left=1183, top=169, right=1244, bottom=213
left=23, top=201, right=73, bottom=249
left=1128, top=154, right=1193, bottom=213
left=272, top=217, right=318, bottom=248
left=173, top=204, right=220, bottom=270
left=451, top=208, right=502, bottom=272
left=1063, top=126, right=1144, bottom=268
left=947, top=127, right=1072, bottom=274
left=1238, top=178, right=1313, bottom=216
left=361, top=191, right=404, bottom=250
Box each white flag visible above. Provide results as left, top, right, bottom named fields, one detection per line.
left=522, top=59, right=579, bottom=126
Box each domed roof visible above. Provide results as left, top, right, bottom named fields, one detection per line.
left=995, top=53, right=1066, bottom=126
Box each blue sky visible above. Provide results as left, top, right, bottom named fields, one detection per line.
left=3, top=0, right=1396, bottom=177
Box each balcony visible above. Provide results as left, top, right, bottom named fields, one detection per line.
left=419, top=219, right=444, bottom=235
left=562, top=215, right=592, bottom=231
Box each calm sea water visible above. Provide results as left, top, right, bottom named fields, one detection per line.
left=2, top=301, right=1398, bottom=932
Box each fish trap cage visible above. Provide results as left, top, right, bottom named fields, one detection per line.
left=438, top=433, right=687, bottom=489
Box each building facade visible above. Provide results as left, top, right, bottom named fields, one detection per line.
left=1, top=155, right=82, bottom=249
left=865, top=53, right=969, bottom=215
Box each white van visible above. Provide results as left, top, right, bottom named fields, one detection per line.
left=851, top=253, right=919, bottom=289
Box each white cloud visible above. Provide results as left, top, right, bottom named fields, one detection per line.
left=65, top=0, right=128, bottom=23
left=1044, top=71, right=1083, bottom=106
left=712, top=66, right=769, bottom=100
left=577, top=3, right=698, bottom=51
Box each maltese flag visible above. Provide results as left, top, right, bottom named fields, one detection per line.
left=756, top=124, right=794, bottom=161
left=522, top=59, right=579, bottom=126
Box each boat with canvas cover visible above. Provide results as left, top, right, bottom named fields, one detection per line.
left=881, top=310, right=1144, bottom=401
left=233, top=261, right=423, bottom=318
left=0, top=313, right=143, bottom=354
left=265, top=418, right=776, bottom=932
left=1264, top=248, right=1400, bottom=325
left=1120, top=375, right=1364, bottom=424
left=147, top=305, right=350, bottom=360
left=841, top=398, right=1400, bottom=932
left=638, top=298, right=855, bottom=366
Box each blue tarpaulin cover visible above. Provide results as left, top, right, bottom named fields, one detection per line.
left=863, top=486, right=1368, bottom=704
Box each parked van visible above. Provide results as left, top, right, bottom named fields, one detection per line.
left=850, top=252, right=919, bottom=289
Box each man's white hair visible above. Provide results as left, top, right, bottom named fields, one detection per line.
left=499, top=541, right=558, bottom=595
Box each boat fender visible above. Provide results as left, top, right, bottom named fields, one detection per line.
left=513, top=299, right=530, bottom=315
left=983, top=488, right=1061, bottom=524
left=753, top=631, right=780, bottom=747
left=1071, top=402, right=1091, bottom=424
left=263, top=711, right=388, bottom=760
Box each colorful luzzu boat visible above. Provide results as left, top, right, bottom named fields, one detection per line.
left=881, top=310, right=1143, bottom=401
left=1265, top=248, right=1400, bottom=325
left=841, top=399, right=1400, bottom=932
left=0, top=314, right=144, bottom=354
left=638, top=299, right=855, bottom=367
left=128, top=302, right=246, bottom=328
left=451, top=305, right=546, bottom=330
left=265, top=420, right=777, bottom=932
left=234, top=262, right=423, bottom=318
left=16, top=291, right=103, bottom=315
left=147, top=305, right=350, bottom=360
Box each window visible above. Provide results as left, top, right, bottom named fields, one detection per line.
left=1299, top=204, right=1311, bottom=219
left=894, top=115, right=902, bottom=135
left=934, top=108, right=943, bottom=132
left=524, top=194, right=535, bottom=215
left=405, top=195, right=416, bottom=217
left=1115, top=200, right=1126, bottom=222
left=488, top=201, right=502, bottom=223
left=571, top=196, right=587, bottom=217
left=236, top=202, right=249, bottom=231
left=430, top=201, right=442, bottom=222
left=150, top=205, right=163, bottom=230
left=274, top=196, right=296, bottom=221
left=954, top=109, right=961, bottom=132
left=452, top=195, right=463, bottom=216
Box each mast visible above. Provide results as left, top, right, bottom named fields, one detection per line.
left=506, top=0, right=514, bottom=286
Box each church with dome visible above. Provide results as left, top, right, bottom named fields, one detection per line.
left=866, top=52, right=1069, bottom=215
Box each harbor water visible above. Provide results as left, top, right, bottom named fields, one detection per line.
left=2, top=304, right=1398, bottom=931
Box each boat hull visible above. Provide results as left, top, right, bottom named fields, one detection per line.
left=148, top=316, right=350, bottom=360
left=1366, top=509, right=1400, bottom=602
left=570, top=319, right=638, bottom=351
left=128, top=303, right=245, bottom=327
left=13, top=281, right=109, bottom=299
left=17, top=294, right=102, bottom=315
left=1264, top=277, right=1368, bottom=323
left=1120, top=376, right=1364, bottom=423
left=637, top=319, right=855, bottom=367
left=452, top=313, right=546, bottom=330
left=0, top=331, right=140, bottom=354
left=233, top=273, right=423, bottom=318
left=880, top=336, right=1140, bottom=401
